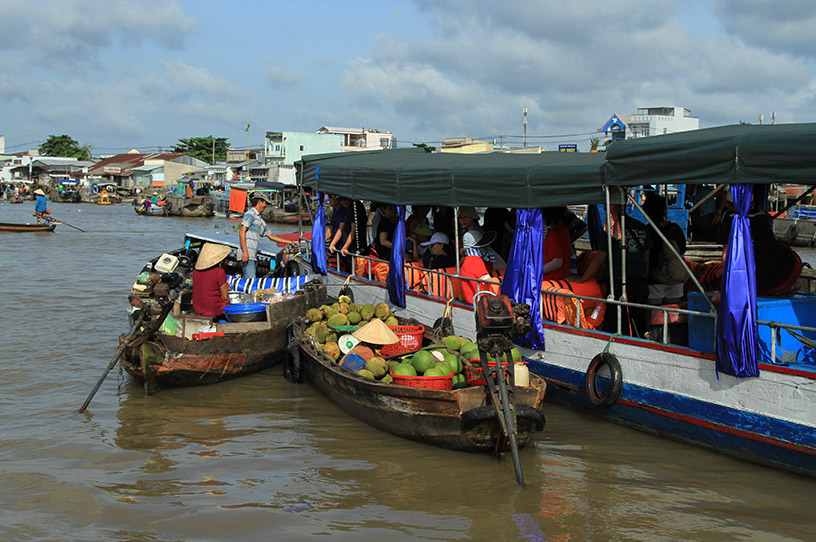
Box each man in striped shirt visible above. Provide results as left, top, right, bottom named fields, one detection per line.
left=239, top=192, right=294, bottom=278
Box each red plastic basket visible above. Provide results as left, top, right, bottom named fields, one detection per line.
left=465, top=360, right=527, bottom=386
left=390, top=370, right=453, bottom=390
left=380, top=325, right=425, bottom=356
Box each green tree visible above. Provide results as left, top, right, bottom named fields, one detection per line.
left=590, top=137, right=601, bottom=151
left=171, top=136, right=230, bottom=164
left=412, top=142, right=436, bottom=153
left=39, top=134, right=92, bottom=160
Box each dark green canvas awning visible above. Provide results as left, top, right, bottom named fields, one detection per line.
left=605, top=123, right=816, bottom=186
left=297, top=148, right=606, bottom=207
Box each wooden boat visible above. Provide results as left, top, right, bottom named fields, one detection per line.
left=164, top=194, right=215, bottom=217
left=0, top=221, right=56, bottom=232
left=119, top=232, right=324, bottom=392
left=133, top=203, right=167, bottom=217
left=291, top=321, right=546, bottom=452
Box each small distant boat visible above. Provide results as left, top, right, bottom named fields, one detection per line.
left=133, top=203, right=167, bottom=217
left=0, top=221, right=56, bottom=232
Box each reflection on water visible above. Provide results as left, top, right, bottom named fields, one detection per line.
left=0, top=201, right=814, bottom=541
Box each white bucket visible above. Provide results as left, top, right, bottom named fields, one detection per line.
left=155, top=253, right=179, bottom=273
left=513, top=363, right=530, bottom=387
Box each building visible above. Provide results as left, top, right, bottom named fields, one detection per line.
left=86, top=151, right=208, bottom=187
left=599, top=106, right=699, bottom=143
left=440, top=137, right=494, bottom=154
left=1, top=155, right=92, bottom=184
left=316, top=127, right=395, bottom=152
left=264, top=131, right=344, bottom=185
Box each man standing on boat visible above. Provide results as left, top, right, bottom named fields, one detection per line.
left=239, top=192, right=295, bottom=278
left=33, top=188, right=48, bottom=224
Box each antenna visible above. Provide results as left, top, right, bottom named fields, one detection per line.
left=523, top=108, right=528, bottom=148
left=772, top=112, right=776, bottom=125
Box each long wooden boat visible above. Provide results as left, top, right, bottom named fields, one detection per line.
left=293, top=322, right=546, bottom=452
left=122, top=286, right=325, bottom=390
left=0, top=221, right=56, bottom=232
left=164, top=194, right=215, bottom=217
left=293, top=128, right=816, bottom=477
left=133, top=204, right=167, bottom=217
left=119, top=232, right=324, bottom=392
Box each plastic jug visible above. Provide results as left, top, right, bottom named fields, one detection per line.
left=155, top=253, right=179, bottom=273
left=513, top=363, right=530, bottom=387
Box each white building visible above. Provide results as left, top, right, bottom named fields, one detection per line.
left=316, top=127, right=395, bottom=151
left=599, top=106, right=699, bottom=143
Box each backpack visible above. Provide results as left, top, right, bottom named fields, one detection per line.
left=652, top=238, right=689, bottom=284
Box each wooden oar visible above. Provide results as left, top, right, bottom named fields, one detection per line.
left=47, top=215, right=86, bottom=232
left=78, top=312, right=145, bottom=413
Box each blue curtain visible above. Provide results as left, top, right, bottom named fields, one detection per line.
left=387, top=205, right=406, bottom=308
left=310, top=191, right=327, bottom=275
left=716, top=184, right=759, bottom=377
left=587, top=204, right=603, bottom=250
left=501, top=208, right=545, bottom=349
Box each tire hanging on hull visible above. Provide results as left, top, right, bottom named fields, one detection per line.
left=585, top=352, right=623, bottom=408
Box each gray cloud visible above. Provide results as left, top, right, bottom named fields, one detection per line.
left=265, top=66, right=307, bottom=89
left=714, top=0, right=816, bottom=57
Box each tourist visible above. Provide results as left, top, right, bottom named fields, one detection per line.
left=340, top=198, right=369, bottom=258
left=459, top=229, right=499, bottom=305
left=421, top=232, right=456, bottom=269
left=457, top=206, right=484, bottom=239
left=643, top=193, right=688, bottom=305
left=239, top=192, right=295, bottom=278
left=541, top=207, right=572, bottom=281
left=373, top=204, right=398, bottom=261
left=432, top=206, right=456, bottom=241
left=192, top=243, right=231, bottom=319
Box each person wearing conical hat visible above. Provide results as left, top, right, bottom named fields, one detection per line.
left=33, top=188, right=48, bottom=224
left=352, top=318, right=400, bottom=346
left=192, top=243, right=232, bottom=318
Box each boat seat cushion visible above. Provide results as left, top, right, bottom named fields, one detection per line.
left=227, top=274, right=309, bottom=294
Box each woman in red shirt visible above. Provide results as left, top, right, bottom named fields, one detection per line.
left=192, top=243, right=231, bottom=317
left=459, top=229, right=499, bottom=305
left=541, top=207, right=572, bottom=281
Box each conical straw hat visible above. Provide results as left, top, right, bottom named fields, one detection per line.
left=34, top=189, right=45, bottom=196
left=195, top=242, right=231, bottom=270
left=352, top=318, right=399, bottom=345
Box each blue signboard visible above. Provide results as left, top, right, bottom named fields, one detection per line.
left=558, top=144, right=578, bottom=152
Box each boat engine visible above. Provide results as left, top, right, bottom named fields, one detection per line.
left=473, top=293, right=532, bottom=486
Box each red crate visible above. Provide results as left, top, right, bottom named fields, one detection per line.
left=191, top=332, right=225, bottom=340
left=390, top=371, right=453, bottom=391
left=380, top=325, right=425, bottom=356
left=465, top=360, right=526, bottom=386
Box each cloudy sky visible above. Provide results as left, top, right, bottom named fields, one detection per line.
left=2, top=0, right=815, bottom=154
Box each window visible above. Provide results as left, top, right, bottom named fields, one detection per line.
left=300, top=145, right=304, bottom=151
left=380, top=138, right=391, bottom=149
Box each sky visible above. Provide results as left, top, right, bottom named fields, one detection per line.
left=2, top=0, right=816, bottom=155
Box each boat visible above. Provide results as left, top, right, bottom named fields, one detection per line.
left=119, top=232, right=324, bottom=393
left=133, top=202, right=167, bottom=217
left=291, top=130, right=816, bottom=478
left=164, top=194, right=214, bottom=217
left=52, top=180, right=82, bottom=203
left=290, top=319, right=546, bottom=452
left=0, top=221, right=56, bottom=232
left=97, top=190, right=121, bottom=205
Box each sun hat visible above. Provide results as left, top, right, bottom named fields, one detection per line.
left=34, top=189, right=45, bottom=196
left=462, top=229, right=496, bottom=249
left=195, top=242, right=231, bottom=270
left=420, top=231, right=450, bottom=247
left=251, top=191, right=272, bottom=204
left=352, top=318, right=400, bottom=345
left=458, top=206, right=480, bottom=221
left=414, top=223, right=433, bottom=237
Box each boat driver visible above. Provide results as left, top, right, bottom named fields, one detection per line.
left=239, top=192, right=296, bottom=278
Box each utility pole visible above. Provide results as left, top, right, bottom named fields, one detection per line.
left=211, top=137, right=215, bottom=164
left=245, top=123, right=250, bottom=181
left=523, top=108, right=528, bottom=148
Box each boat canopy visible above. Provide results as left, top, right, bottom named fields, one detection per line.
left=298, top=148, right=606, bottom=207
left=605, top=123, right=816, bottom=187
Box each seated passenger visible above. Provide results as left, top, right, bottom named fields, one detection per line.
left=459, top=229, right=499, bottom=305
left=373, top=204, right=398, bottom=262
left=420, top=232, right=456, bottom=269
left=541, top=206, right=572, bottom=281
left=643, top=193, right=688, bottom=305
left=719, top=190, right=803, bottom=295
left=192, top=243, right=231, bottom=318
left=540, top=250, right=607, bottom=330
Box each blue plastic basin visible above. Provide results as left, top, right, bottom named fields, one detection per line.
left=223, top=303, right=267, bottom=323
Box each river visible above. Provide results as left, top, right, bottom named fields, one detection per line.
left=1, top=200, right=813, bottom=541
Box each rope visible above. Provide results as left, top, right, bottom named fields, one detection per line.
left=602, top=333, right=621, bottom=354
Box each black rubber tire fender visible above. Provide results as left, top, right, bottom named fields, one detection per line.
left=585, top=352, right=623, bottom=408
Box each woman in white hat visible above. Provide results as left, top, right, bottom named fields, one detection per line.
left=459, top=229, right=499, bottom=304
left=33, top=188, right=48, bottom=224
left=192, top=243, right=232, bottom=318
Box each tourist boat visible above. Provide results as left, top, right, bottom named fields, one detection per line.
left=0, top=221, right=56, bottom=232
left=290, top=319, right=546, bottom=452
left=52, top=180, right=82, bottom=203
left=120, top=232, right=324, bottom=393
left=291, top=127, right=816, bottom=478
